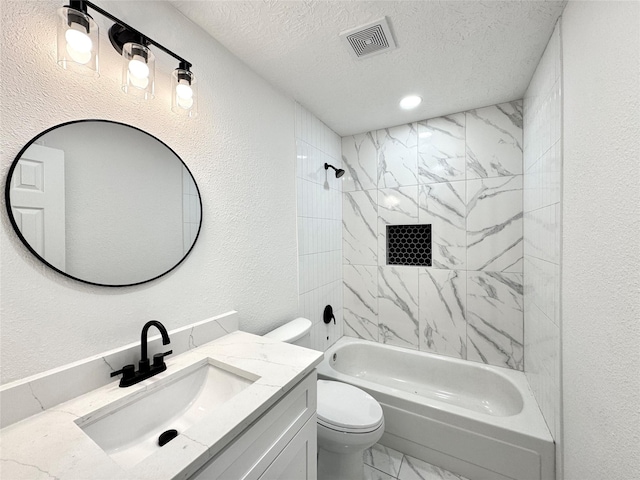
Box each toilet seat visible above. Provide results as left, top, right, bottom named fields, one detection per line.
left=317, top=380, right=383, bottom=434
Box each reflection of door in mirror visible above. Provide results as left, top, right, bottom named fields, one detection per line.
left=10, top=144, right=66, bottom=271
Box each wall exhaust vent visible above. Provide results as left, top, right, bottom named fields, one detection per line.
left=339, top=17, right=397, bottom=60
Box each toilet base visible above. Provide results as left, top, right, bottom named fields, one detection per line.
left=317, top=448, right=363, bottom=480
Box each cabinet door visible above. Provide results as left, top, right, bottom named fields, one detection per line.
left=189, top=373, right=316, bottom=480
left=259, top=416, right=317, bottom=480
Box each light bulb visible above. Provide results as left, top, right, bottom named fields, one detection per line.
left=65, top=28, right=92, bottom=53
left=66, top=43, right=92, bottom=64
left=176, top=83, right=193, bottom=100
left=121, top=43, right=154, bottom=98
left=177, top=96, right=194, bottom=110
left=399, top=95, right=422, bottom=110
left=171, top=66, right=196, bottom=115
left=129, top=74, right=149, bottom=89
left=128, top=57, right=149, bottom=79
left=57, top=7, right=99, bottom=75
left=65, top=28, right=92, bottom=64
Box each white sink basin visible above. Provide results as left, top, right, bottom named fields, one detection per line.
left=76, top=358, right=259, bottom=469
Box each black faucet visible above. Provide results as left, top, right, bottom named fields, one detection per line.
left=111, top=320, right=173, bottom=388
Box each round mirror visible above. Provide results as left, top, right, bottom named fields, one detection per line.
left=5, top=120, right=202, bottom=286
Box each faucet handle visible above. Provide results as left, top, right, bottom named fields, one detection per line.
left=153, top=350, right=173, bottom=368
left=110, top=364, right=135, bottom=381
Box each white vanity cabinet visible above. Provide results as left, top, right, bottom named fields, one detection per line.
left=189, top=372, right=317, bottom=480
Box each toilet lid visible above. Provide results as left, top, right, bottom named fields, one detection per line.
left=317, top=380, right=383, bottom=433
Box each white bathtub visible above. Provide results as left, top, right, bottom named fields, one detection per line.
left=317, top=337, right=554, bottom=480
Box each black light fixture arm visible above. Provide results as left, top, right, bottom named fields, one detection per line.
left=68, top=0, right=192, bottom=69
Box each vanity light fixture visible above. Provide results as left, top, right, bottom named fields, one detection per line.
left=109, top=24, right=156, bottom=99
left=171, top=62, right=198, bottom=117
left=399, top=95, right=422, bottom=110
left=57, top=1, right=99, bottom=76
left=56, top=1, right=197, bottom=116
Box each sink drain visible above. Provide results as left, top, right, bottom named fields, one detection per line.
left=158, top=429, right=178, bottom=447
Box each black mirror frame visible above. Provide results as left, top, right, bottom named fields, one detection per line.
left=5, top=119, right=203, bottom=287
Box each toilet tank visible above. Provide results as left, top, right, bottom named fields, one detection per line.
left=264, top=318, right=312, bottom=347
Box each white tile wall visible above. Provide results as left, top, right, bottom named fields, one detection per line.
left=295, top=103, right=343, bottom=352
left=523, top=20, right=562, bottom=445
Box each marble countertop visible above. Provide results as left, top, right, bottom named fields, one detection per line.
left=0, top=332, right=323, bottom=480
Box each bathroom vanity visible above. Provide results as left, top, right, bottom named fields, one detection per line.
left=190, top=372, right=317, bottom=479
left=0, top=332, right=322, bottom=480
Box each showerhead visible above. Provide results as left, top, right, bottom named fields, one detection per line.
left=325, top=163, right=345, bottom=179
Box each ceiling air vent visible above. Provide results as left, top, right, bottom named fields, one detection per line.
left=340, top=17, right=397, bottom=60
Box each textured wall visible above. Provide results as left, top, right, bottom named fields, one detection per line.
left=172, top=1, right=566, bottom=136
left=341, top=101, right=525, bottom=371
left=523, top=19, right=562, bottom=456
left=295, top=103, right=343, bottom=351
left=561, top=1, right=640, bottom=479
left=0, top=1, right=298, bottom=383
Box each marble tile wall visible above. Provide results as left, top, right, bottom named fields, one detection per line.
left=523, top=21, right=562, bottom=444
left=295, top=103, right=344, bottom=351
left=342, top=101, right=524, bottom=370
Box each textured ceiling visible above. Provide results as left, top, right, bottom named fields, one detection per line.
left=171, top=1, right=566, bottom=136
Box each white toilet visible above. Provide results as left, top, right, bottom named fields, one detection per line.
left=264, top=318, right=385, bottom=480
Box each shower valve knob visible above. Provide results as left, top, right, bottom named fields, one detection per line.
left=323, top=305, right=336, bottom=324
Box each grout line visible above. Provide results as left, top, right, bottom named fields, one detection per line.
left=524, top=253, right=560, bottom=266
left=397, top=453, right=407, bottom=480
left=523, top=201, right=561, bottom=215
left=366, top=463, right=397, bottom=478
left=464, top=112, right=469, bottom=361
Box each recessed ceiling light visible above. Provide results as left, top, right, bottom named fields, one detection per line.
left=399, top=95, right=422, bottom=110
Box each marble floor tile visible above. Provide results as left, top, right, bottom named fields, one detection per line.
left=419, top=182, right=466, bottom=269
left=364, top=464, right=397, bottom=480
left=377, top=123, right=418, bottom=188
left=363, top=444, right=404, bottom=477
left=342, top=132, right=378, bottom=192
left=398, top=455, right=469, bottom=480
left=418, top=113, right=466, bottom=184
left=466, top=271, right=524, bottom=370
left=378, top=266, right=420, bottom=349
left=344, top=265, right=379, bottom=341
left=467, top=175, right=523, bottom=272
left=466, top=101, right=523, bottom=179
left=419, top=269, right=466, bottom=359
left=343, top=190, right=378, bottom=265
left=378, top=186, right=419, bottom=266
